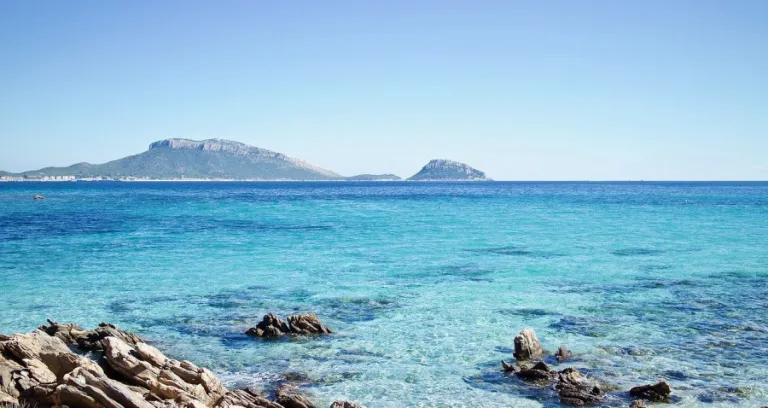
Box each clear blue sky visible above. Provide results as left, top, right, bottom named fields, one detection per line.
left=1, top=1, right=766, bottom=180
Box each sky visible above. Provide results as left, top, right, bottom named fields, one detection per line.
left=1, top=1, right=766, bottom=180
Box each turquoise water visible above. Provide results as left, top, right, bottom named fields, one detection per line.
left=1, top=181, right=767, bottom=407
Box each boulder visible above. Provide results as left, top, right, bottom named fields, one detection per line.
left=330, top=401, right=366, bottom=408
left=214, top=388, right=284, bottom=408
left=554, top=345, right=572, bottom=362
left=629, top=381, right=671, bottom=402
left=246, top=313, right=292, bottom=338
left=246, top=313, right=332, bottom=338
left=103, top=336, right=226, bottom=406
left=500, top=360, right=518, bottom=373
left=275, top=383, right=316, bottom=408
left=40, top=320, right=143, bottom=351
left=515, top=361, right=554, bottom=382
left=556, top=367, right=604, bottom=406
left=513, top=328, right=543, bottom=361
left=287, top=314, right=332, bottom=336
left=55, top=366, right=155, bottom=408
left=0, top=330, right=104, bottom=407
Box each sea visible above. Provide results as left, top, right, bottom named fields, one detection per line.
left=0, top=181, right=766, bottom=407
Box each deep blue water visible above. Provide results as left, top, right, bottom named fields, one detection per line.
left=1, top=181, right=767, bottom=407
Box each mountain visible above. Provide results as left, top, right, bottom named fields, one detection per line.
left=5, top=139, right=342, bottom=180
left=407, top=159, right=489, bottom=181
left=345, top=174, right=402, bottom=181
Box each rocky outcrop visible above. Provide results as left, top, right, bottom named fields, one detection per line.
left=501, top=359, right=604, bottom=406
left=246, top=314, right=332, bottom=338
left=554, top=345, right=572, bottom=362
left=329, top=402, right=366, bottom=408
left=274, top=384, right=316, bottom=408
left=513, top=328, right=544, bottom=361
left=629, top=381, right=671, bottom=402
left=40, top=320, right=143, bottom=351
left=516, top=362, right=555, bottom=382
left=1, top=322, right=356, bottom=408
left=0, top=330, right=109, bottom=407
left=407, top=159, right=489, bottom=181
left=103, top=336, right=226, bottom=406
left=215, top=389, right=283, bottom=408
left=555, top=367, right=604, bottom=406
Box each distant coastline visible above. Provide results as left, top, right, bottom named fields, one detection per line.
left=0, top=177, right=495, bottom=183
left=1, top=138, right=489, bottom=182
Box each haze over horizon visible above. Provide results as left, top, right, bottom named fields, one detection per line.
left=1, top=1, right=767, bottom=180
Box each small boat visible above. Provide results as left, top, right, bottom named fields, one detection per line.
left=33, top=194, right=44, bottom=200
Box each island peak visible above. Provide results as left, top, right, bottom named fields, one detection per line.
left=408, top=159, right=489, bottom=181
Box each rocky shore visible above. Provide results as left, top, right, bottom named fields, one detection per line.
left=0, top=319, right=361, bottom=408
left=2, top=318, right=677, bottom=408
left=501, top=328, right=672, bottom=407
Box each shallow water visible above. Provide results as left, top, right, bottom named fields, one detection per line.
left=1, top=181, right=767, bottom=407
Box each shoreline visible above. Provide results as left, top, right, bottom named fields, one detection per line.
left=1, top=319, right=679, bottom=408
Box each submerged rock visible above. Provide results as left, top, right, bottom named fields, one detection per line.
left=215, top=389, right=284, bottom=408
left=516, top=362, right=555, bottom=382
left=556, top=367, right=604, bottom=406
left=40, top=319, right=143, bottom=351
left=246, top=313, right=332, bottom=338
left=629, top=381, right=671, bottom=402
left=500, top=357, right=604, bottom=406
left=554, top=345, right=572, bottom=362
left=513, top=328, right=544, bottom=361
left=275, top=383, right=316, bottom=408
left=330, top=401, right=366, bottom=408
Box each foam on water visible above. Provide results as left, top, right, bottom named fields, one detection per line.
left=1, top=181, right=767, bottom=407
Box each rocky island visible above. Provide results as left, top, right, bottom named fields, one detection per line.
left=407, top=159, right=489, bottom=181
left=0, top=139, right=343, bottom=181
left=1, top=140, right=496, bottom=182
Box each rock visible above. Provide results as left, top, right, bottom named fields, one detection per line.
left=103, top=336, right=226, bottom=406
left=629, top=400, right=647, bottom=408
left=214, top=388, right=284, bottom=408
left=0, top=390, right=17, bottom=405
left=2, top=323, right=353, bottom=408
left=516, top=362, right=554, bottom=382
left=273, top=377, right=316, bottom=408
left=500, top=360, right=519, bottom=373
left=33, top=195, right=44, bottom=200
left=629, top=381, right=671, bottom=402
left=407, top=159, right=489, bottom=181
left=556, top=368, right=604, bottom=406
left=513, top=328, right=544, bottom=361
left=0, top=330, right=104, bottom=407
left=330, top=401, right=366, bottom=408
left=55, top=366, right=155, bottom=408
left=0, top=353, right=24, bottom=401
left=554, top=345, right=572, bottom=362
left=0, top=330, right=101, bottom=380
left=287, top=314, right=332, bottom=336
left=246, top=313, right=291, bottom=338
left=40, top=320, right=143, bottom=351
left=246, top=313, right=332, bottom=338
